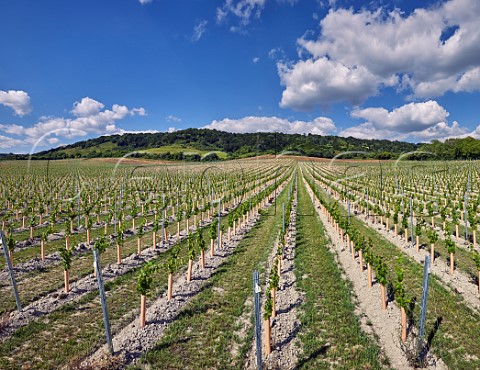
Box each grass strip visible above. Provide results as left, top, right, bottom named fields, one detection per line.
left=295, top=175, right=388, bottom=369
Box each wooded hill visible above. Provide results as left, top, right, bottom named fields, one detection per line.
left=17, top=129, right=419, bottom=160
left=6, top=128, right=480, bottom=160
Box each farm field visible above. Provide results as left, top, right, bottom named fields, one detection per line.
left=1, top=158, right=480, bottom=369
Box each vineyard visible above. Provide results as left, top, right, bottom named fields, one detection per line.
left=1, top=158, right=480, bottom=369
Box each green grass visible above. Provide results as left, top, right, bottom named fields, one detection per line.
left=295, top=175, right=389, bottom=369
left=130, top=181, right=292, bottom=369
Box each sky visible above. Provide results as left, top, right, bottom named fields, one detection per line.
left=1, top=0, right=480, bottom=153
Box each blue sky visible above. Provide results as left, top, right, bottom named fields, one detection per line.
left=1, top=0, right=479, bottom=153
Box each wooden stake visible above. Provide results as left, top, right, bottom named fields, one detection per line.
left=64, top=270, right=70, bottom=293
left=210, top=238, right=215, bottom=257
left=187, top=259, right=193, bottom=282
left=117, top=244, right=122, bottom=264
left=140, top=295, right=146, bottom=328
left=431, top=243, right=435, bottom=263
left=450, top=253, right=455, bottom=275
left=380, top=284, right=387, bottom=310
left=401, top=306, right=407, bottom=343
left=167, top=273, right=173, bottom=301
left=137, top=238, right=141, bottom=255
left=271, top=289, right=276, bottom=319
left=264, top=317, right=271, bottom=355
left=41, top=240, right=45, bottom=261
left=359, top=249, right=364, bottom=272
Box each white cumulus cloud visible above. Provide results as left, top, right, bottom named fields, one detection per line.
left=279, top=58, right=381, bottom=110
left=71, top=97, right=105, bottom=117
left=340, top=122, right=402, bottom=141
left=340, top=100, right=467, bottom=142
left=280, top=0, right=480, bottom=110
left=414, top=121, right=467, bottom=141
left=0, top=90, right=32, bottom=116
left=204, top=115, right=336, bottom=135
left=0, top=134, right=24, bottom=149
left=0, top=97, right=147, bottom=148
left=350, top=101, right=449, bottom=133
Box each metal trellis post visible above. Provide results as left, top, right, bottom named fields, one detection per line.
left=1, top=231, right=22, bottom=312
left=253, top=270, right=262, bottom=370
left=93, top=249, right=114, bottom=354
left=416, top=255, right=431, bottom=362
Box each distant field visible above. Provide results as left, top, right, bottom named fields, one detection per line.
left=138, top=145, right=229, bottom=159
